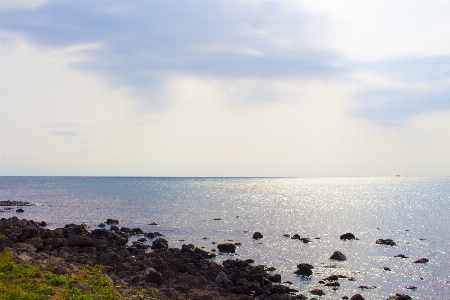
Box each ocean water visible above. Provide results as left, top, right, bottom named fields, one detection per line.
left=0, top=176, right=449, bottom=299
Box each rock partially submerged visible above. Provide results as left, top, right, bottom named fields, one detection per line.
left=376, top=239, right=396, bottom=246
left=329, top=251, right=347, bottom=261
left=386, top=293, right=412, bottom=300
left=340, top=232, right=356, bottom=240
left=294, top=263, right=314, bottom=276
left=252, top=231, right=263, bottom=239
left=413, top=258, right=429, bottom=263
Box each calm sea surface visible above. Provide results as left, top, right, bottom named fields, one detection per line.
left=0, top=176, right=449, bottom=299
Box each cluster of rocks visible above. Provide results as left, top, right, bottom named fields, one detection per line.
left=0, top=200, right=33, bottom=213
left=0, top=217, right=308, bottom=299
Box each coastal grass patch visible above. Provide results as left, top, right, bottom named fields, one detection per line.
left=0, top=251, right=121, bottom=300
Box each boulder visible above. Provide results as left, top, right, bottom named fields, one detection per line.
left=329, top=251, right=347, bottom=261
left=294, top=263, right=314, bottom=276
left=143, top=268, right=164, bottom=285
left=25, top=237, right=44, bottom=250
left=217, top=243, right=236, bottom=253
left=106, top=219, right=119, bottom=225
left=310, top=288, right=325, bottom=296
left=151, top=238, right=168, bottom=250
left=350, top=295, right=365, bottom=300
left=395, top=254, right=408, bottom=258
left=340, top=233, right=356, bottom=240
left=100, top=252, right=121, bottom=265
left=291, top=234, right=301, bottom=240
left=20, top=226, right=40, bottom=241
left=67, top=235, right=95, bottom=247
left=252, top=232, right=263, bottom=239
left=386, top=294, right=412, bottom=300
left=413, top=258, right=429, bottom=263
left=16, top=208, right=24, bottom=213
left=376, top=239, right=396, bottom=246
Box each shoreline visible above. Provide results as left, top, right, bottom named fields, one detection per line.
left=0, top=216, right=416, bottom=300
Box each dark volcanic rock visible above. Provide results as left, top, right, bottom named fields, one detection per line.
left=413, top=258, right=429, bottom=263
left=329, top=251, right=347, bottom=261
left=386, top=294, right=412, bottom=300
left=340, top=232, right=356, bottom=240
left=252, top=231, right=263, bottom=239
left=294, top=263, right=313, bottom=276
left=16, top=208, right=24, bottom=213
left=151, top=238, right=168, bottom=250
left=143, top=268, right=164, bottom=284
left=217, top=243, right=236, bottom=253
left=376, top=238, right=396, bottom=246
left=291, top=234, right=301, bottom=240
left=106, top=219, right=119, bottom=225
left=350, top=295, right=365, bottom=300
left=21, top=225, right=40, bottom=241
left=395, top=254, right=408, bottom=258
left=310, top=288, right=325, bottom=296
left=67, top=235, right=95, bottom=247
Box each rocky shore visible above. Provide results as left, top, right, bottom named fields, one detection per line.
left=0, top=216, right=417, bottom=300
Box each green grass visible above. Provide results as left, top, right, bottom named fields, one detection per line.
left=0, top=252, right=121, bottom=300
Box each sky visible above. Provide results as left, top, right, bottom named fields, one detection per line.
left=1, top=0, right=449, bottom=177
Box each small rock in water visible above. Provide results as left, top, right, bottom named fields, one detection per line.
left=106, top=218, right=119, bottom=225
left=325, top=282, right=340, bottom=287
left=98, top=223, right=106, bottom=227
left=405, top=286, right=417, bottom=290
left=340, top=232, right=356, bottom=240
left=283, top=234, right=290, bottom=237
left=309, top=289, right=325, bottom=296
left=383, top=267, right=391, bottom=271
left=252, top=231, right=263, bottom=239
left=358, top=285, right=377, bottom=289
left=291, top=234, right=301, bottom=240
left=329, top=251, right=347, bottom=261
left=148, top=222, right=158, bottom=226
left=300, top=237, right=311, bottom=243
left=217, top=243, right=236, bottom=253
left=213, top=218, right=222, bottom=221
left=386, top=293, right=412, bottom=300
left=413, top=258, right=429, bottom=263
left=376, top=238, right=396, bottom=246
left=295, top=263, right=314, bottom=276
left=323, top=275, right=339, bottom=281
left=395, top=254, right=408, bottom=258
left=350, top=295, right=365, bottom=300
left=16, top=208, right=24, bottom=213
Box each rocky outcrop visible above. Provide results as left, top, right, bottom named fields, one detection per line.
left=340, top=232, right=356, bottom=240
left=252, top=231, right=264, bottom=239
left=0, top=217, right=303, bottom=299
left=376, top=239, right=396, bottom=246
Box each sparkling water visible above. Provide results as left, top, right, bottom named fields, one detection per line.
left=1, top=176, right=449, bottom=299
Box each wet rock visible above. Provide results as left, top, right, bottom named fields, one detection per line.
left=395, top=254, right=408, bottom=258
left=98, top=223, right=106, bottom=227
left=376, top=239, right=396, bottom=246
left=217, top=243, right=236, bottom=253
left=405, top=286, right=417, bottom=290
left=21, top=225, right=40, bottom=241
left=268, top=273, right=282, bottom=283
left=252, top=232, right=263, bottom=239
left=294, top=263, right=313, bottom=276
left=358, top=285, right=377, bottom=289
left=350, top=295, right=365, bottom=300
left=413, top=258, right=429, bottom=263
left=151, top=238, right=168, bottom=250
left=0, top=200, right=32, bottom=206
left=149, top=222, right=158, bottom=226
left=106, top=219, right=119, bottom=225
left=386, top=294, right=412, bottom=300
left=329, top=251, right=347, bottom=261
left=283, top=234, right=290, bottom=237
left=300, top=237, right=311, bottom=243
left=323, top=275, right=339, bottom=281
left=340, top=233, right=356, bottom=240
left=16, top=208, right=24, bottom=213
left=38, top=221, right=47, bottom=227
left=310, top=289, right=325, bottom=296
left=67, top=235, right=95, bottom=247
left=291, top=234, right=301, bottom=240
left=383, top=267, right=391, bottom=271
left=131, top=228, right=144, bottom=235
left=325, top=282, right=340, bottom=287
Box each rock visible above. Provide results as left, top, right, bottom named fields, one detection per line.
left=291, top=234, right=301, bottom=240
left=325, top=282, right=340, bottom=287
left=283, top=234, right=290, bottom=237
left=100, top=252, right=121, bottom=265
left=376, top=238, right=396, bottom=246
left=329, top=251, right=347, bottom=261
left=323, top=275, right=339, bottom=281
left=46, top=238, right=64, bottom=248
left=386, top=294, right=412, bottom=300
left=268, top=274, right=282, bottom=283
left=143, top=268, right=163, bottom=284
left=252, top=231, right=263, bottom=239
left=71, top=282, right=91, bottom=294
left=38, top=221, right=47, bottom=227
left=67, top=235, right=95, bottom=247
left=217, top=243, right=236, bottom=253
left=149, top=222, right=158, bottom=226
left=413, top=258, right=429, bottom=263
left=26, top=237, right=44, bottom=250
left=383, top=267, right=391, bottom=271
left=98, top=223, right=106, bottom=227
left=405, top=286, right=417, bottom=290
left=395, top=254, right=408, bottom=258
left=358, top=285, right=377, bottom=289
left=106, top=219, right=119, bottom=225
left=295, top=263, right=314, bottom=276
left=350, top=295, right=365, bottom=300
left=151, top=238, right=168, bottom=250
left=16, top=208, right=24, bottom=213
left=300, top=237, right=311, bottom=243
left=310, top=289, right=325, bottom=296
left=21, top=226, right=40, bottom=241
left=131, top=228, right=144, bottom=235
left=340, top=233, right=356, bottom=240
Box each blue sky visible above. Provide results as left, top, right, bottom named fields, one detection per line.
left=1, top=1, right=450, bottom=176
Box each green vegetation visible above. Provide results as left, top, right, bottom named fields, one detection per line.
left=0, top=252, right=121, bottom=300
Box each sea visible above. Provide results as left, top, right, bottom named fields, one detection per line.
left=0, top=176, right=449, bottom=299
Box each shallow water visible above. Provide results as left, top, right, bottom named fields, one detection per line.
left=1, top=176, right=449, bottom=299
